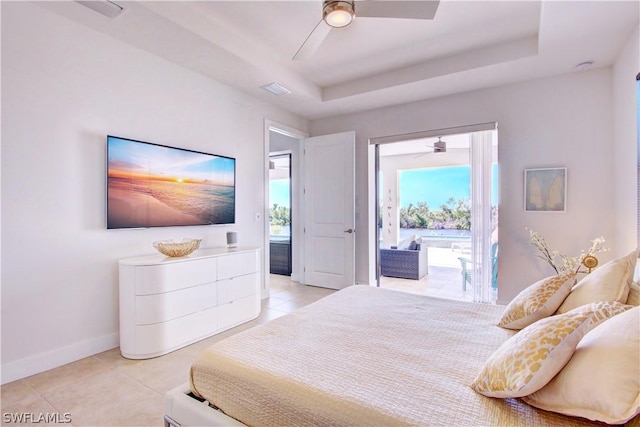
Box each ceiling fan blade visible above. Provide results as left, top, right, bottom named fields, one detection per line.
left=293, top=19, right=332, bottom=60
left=355, top=0, right=440, bottom=20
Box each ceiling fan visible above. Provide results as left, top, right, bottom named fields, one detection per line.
left=293, top=0, right=440, bottom=60
left=415, top=136, right=447, bottom=157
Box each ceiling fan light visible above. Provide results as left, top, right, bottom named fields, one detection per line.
left=323, top=1, right=355, bottom=28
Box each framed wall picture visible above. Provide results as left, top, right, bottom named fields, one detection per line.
left=524, top=167, right=566, bottom=212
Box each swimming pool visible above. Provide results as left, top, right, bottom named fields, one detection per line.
left=398, top=228, right=471, bottom=248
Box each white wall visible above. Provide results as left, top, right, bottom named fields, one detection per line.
left=1, top=2, right=307, bottom=383
left=613, top=25, right=639, bottom=251
left=311, top=68, right=626, bottom=303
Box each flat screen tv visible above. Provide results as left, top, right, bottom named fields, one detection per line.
left=107, top=135, right=235, bottom=229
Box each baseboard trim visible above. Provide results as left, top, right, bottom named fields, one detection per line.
left=1, top=332, right=119, bottom=385
left=357, top=281, right=377, bottom=287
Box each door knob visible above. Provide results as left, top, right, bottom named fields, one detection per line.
left=344, top=228, right=354, bottom=234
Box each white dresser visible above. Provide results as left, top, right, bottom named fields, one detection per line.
left=118, top=246, right=261, bottom=359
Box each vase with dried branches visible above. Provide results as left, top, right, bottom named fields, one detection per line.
left=526, top=228, right=608, bottom=275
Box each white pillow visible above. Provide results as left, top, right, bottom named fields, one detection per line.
left=497, top=274, right=576, bottom=330
left=523, top=307, right=640, bottom=424
left=397, top=234, right=418, bottom=250
left=557, top=250, right=638, bottom=313
left=627, top=281, right=640, bottom=306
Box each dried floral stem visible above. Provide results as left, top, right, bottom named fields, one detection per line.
left=526, top=228, right=608, bottom=275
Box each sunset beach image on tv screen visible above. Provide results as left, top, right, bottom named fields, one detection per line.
left=107, top=136, right=235, bottom=229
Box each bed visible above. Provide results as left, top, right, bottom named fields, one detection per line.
left=165, top=285, right=636, bottom=426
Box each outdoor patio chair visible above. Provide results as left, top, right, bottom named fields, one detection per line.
left=380, top=241, right=428, bottom=280
left=458, top=242, right=498, bottom=290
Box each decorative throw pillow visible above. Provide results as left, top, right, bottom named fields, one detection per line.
left=497, top=274, right=576, bottom=330
left=564, top=301, right=632, bottom=332
left=523, top=307, right=640, bottom=424
left=627, top=282, right=640, bottom=306
left=471, top=310, right=592, bottom=398
left=557, top=250, right=638, bottom=314
left=397, top=234, right=418, bottom=250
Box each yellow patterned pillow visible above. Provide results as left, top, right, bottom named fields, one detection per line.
left=523, top=307, right=640, bottom=424
left=497, top=274, right=576, bottom=330
left=565, top=301, right=632, bottom=331
left=471, top=310, right=593, bottom=398
left=557, top=250, right=638, bottom=313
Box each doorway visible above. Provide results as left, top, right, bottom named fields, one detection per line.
left=264, top=123, right=356, bottom=293
left=264, top=122, right=307, bottom=297
left=372, top=124, right=498, bottom=303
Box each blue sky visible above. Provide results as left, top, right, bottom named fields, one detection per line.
left=270, top=164, right=498, bottom=209
left=398, top=165, right=499, bottom=208
left=398, top=166, right=469, bottom=208
left=108, top=136, right=235, bottom=184
left=270, top=179, right=291, bottom=208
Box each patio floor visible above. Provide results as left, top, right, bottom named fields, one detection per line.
left=379, top=246, right=473, bottom=302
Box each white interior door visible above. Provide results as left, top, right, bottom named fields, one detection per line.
left=303, top=131, right=355, bottom=289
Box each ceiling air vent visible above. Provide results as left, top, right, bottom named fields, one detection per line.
left=76, top=1, right=125, bottom=19
left=260, top=82, right=291, bottom=96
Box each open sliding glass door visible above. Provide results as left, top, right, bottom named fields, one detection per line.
left=469, top=130, right=497, bottom=303
left=370, top=122, right=498, bottom=300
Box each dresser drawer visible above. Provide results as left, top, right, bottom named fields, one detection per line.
left=135, top=281, right=217, bottom=325
left=217, top=251, right=258, bottom=280
left=134, top=257, right=217, bottom=295
left=128, top=307, right=218, bottom=358
left=218, top=294, right=260, bottom=331
left=217, top=273, right=259, bottom=305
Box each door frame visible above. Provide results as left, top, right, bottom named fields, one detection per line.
left=369, top=122, right=497, bottom=291
left=263, top=120, right=308, bottom=298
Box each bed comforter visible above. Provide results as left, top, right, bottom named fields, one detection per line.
left=190, top=285, right=612, bottom=426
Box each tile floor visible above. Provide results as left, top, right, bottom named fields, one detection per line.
left=380, top=265, right=473, bottom=302
left=379, top=246, right=474, bottom=302
left=1, top=264, right=473, bottom=427
left=0, top=275, right=335, bottom=427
